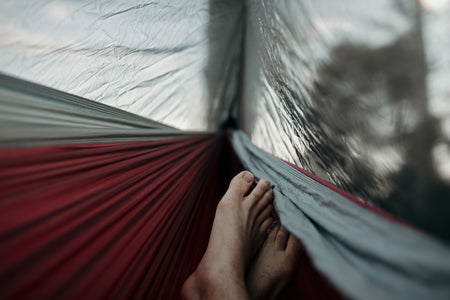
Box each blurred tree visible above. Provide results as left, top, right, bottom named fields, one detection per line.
left=310, top=0, right=450, bottom=242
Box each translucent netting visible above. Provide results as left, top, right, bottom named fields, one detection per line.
left=241, top=0, right=450, bottom=241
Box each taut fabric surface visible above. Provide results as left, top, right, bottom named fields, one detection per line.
left=0, top=135, right=231, bottom=299
left=0, top=74, right=207, bottom=148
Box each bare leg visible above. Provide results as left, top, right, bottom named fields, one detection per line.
left=247, top=225, right=303, bottom=300
left=181, top=171, right=275, bottom=300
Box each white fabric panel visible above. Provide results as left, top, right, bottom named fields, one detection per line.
left=0, top=0, right=244, bottom=130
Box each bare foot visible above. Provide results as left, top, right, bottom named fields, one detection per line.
left=247, top=225, right=303, bottom=300
left=181, top=171, right=275, bottom=300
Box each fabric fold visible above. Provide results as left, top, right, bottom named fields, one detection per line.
left=231, top=130, right=450, bottom=300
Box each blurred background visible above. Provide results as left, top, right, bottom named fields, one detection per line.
left=242, top=0, right=450, bottom=243
left=1, top=0, right=449, bottom=242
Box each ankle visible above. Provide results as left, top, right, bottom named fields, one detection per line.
left=184, top=266, right=247, bottom=300
left=199, top=249, right=246, bottom=280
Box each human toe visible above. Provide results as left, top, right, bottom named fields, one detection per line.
left=255, top=188, right=274, bottom=215
left=253, top=217, right=275, bottom=255
left=267, top=223, right=280, bottom=243
left=275, top=226, right=290, bottom=250
left=256, top=203, right=274, bottom=228
left=260, top=217, right=274, bottom=235
left=227, top=171, right=254, bottom=198
left=286, top=234, right=303, bottom=260
left=246, top=179, right=270, bottom=207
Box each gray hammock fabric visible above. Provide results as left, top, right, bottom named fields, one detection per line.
left=0, top=74, right=208, bottom=147
left=232, top=131, right=450, bottom=300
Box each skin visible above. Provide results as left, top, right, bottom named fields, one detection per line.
left=246, top=225, right=302, bottom=300
left=181, top=171, right=302, bottom=300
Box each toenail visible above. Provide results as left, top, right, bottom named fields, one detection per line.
left=243, top=172, right=253, bottom=182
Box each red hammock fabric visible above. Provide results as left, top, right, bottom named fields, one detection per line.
left=0, top=133, right=342, bottom=299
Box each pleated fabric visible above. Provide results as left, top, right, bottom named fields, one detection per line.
left=232, top=131, right=450, bottom=300
left=0, top=134, right=237, bottom=299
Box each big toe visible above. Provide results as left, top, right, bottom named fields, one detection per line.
left=227, top=171, right=254, bottom=197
